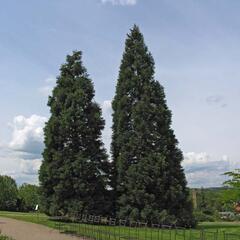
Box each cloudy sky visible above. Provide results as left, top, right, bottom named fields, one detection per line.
left=0, top=0, right=239, bottom=187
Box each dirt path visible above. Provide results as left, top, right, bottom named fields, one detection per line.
left=0, top=217, right=83, bottom=240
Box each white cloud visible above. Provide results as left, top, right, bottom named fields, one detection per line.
left=206, top=95, right=227, bottom=108
left=1, top=114, right=45, bottom=184
left=9, top=115, right=47, bottom=155
left=101, top=0, right=137, bottom=6
left=183, top=152, right=210, bottom=165
left=183, top=152, right=230, bottom=188
left=101, top=100, right=112, bottom=154
left=186, top=171, right=227, bottom=188
left=3, top=113, right=236, bottom=187
left=0, top=149, right=41, bottom=185
left=44, top=77, right=56, bottom=84
left=20, top=159, right=41, bottom=176
left=39, top=86, right=53, bottom=96
left=102, top=100, right=112, bottom=115
left=206, top=95, right=224, bottom=104
left=38, top=76, right=56, bottom=96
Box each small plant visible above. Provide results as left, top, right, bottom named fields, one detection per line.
left=0, top=231, right=14, bottom=240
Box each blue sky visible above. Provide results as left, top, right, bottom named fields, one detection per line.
left=0, top=0, right=240, bottom=187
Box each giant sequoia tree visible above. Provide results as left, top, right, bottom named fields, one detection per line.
left=39, top=51, right=110, bottom=216
left=111, top=26, right=194, bottom=226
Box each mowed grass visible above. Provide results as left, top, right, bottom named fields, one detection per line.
left=0, top=211, right=240, bottom=240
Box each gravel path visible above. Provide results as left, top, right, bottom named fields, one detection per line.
left=0, top=217, right=83, bottom=240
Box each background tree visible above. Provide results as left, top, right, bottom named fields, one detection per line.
left=18, top=184, right=40, bottom=212
left=193, top=188, right=221, bottom=222
left=39, top=51, right=110, bottom=216
left=0, top=175, right=18, bottom=211
left=111, top=25, right=194, bottom=226
left=224, top=169, right=240, bottom=190
left=223, top=169, right=240, bottom=211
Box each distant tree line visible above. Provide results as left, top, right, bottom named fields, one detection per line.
left=0, top=175, right=39, bottom=212
left=192, top=188, right=223, bottom=222
left=191, top=184, right=240, bottom=222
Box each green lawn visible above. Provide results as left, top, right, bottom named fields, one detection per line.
left=0, top=211, right=240, bottom=240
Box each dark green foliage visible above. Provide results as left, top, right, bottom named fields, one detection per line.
left=0, top=175, right=18, bottom=211
left=191, top=187, right=238, bottom=222
left=224, top=169, right=240, bottom=191
left=223, top=170, right=240, bottom=213
left=18, top=184, right=40, bottom=212
left=39, top=51, right=110, bottom=216
left=111, top=25, right=194, bottom=226
left=193, top=188, right=219, bottom=222
left=221, top=188, right=240, bottom=211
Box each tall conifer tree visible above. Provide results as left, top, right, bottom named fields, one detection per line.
left=39, top=51, right=110, bottom=216
left=111, top=26, right=194, bottom=226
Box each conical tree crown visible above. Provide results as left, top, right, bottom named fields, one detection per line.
left=39, top=51, right=110, bottom=216
left=111, top=26, right=194, bottom=226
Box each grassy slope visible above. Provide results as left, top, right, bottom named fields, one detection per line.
left=0, top=211, right=240, bottom=240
